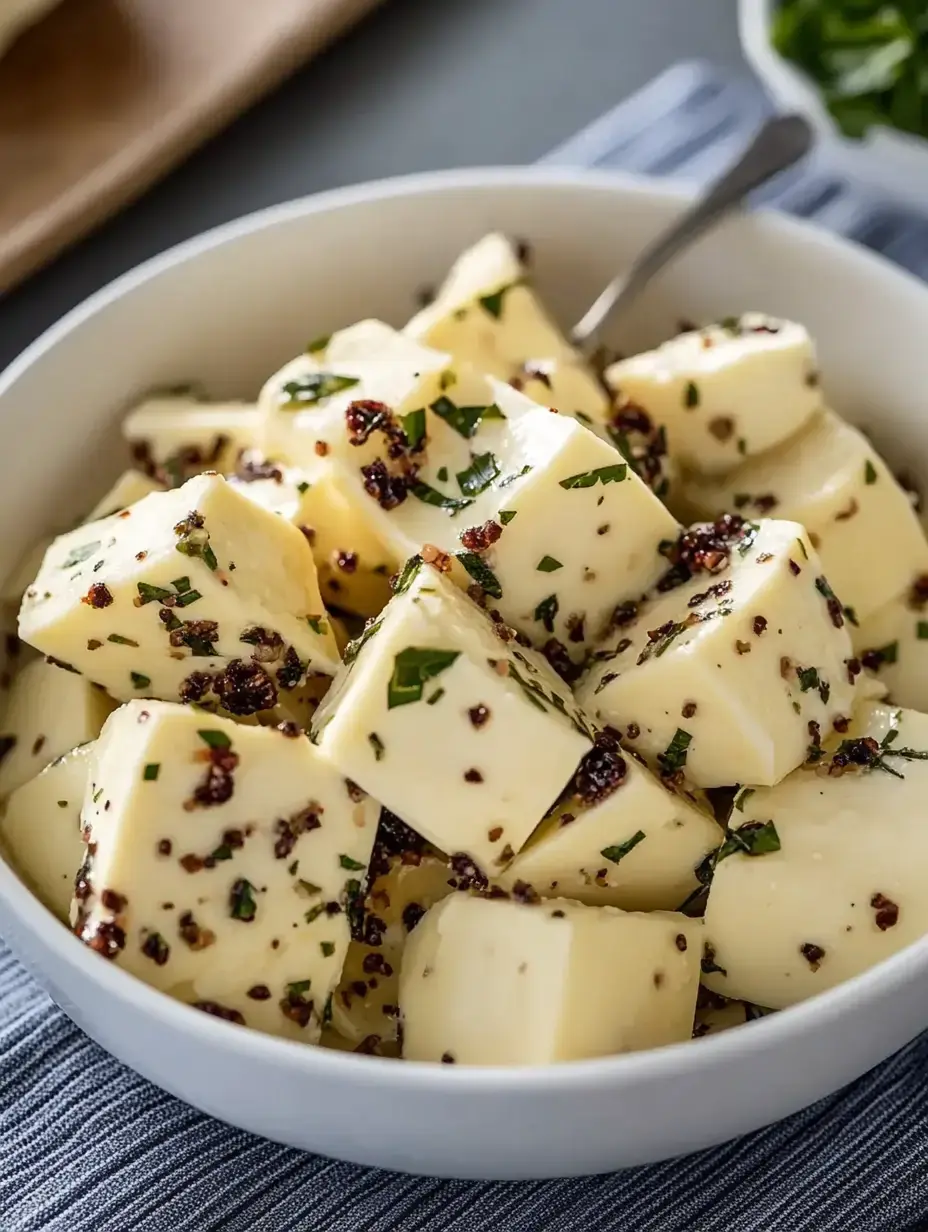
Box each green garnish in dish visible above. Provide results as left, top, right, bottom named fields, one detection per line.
left=772, top=1, right=928, bottom=140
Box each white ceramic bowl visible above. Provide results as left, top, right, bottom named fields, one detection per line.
left=4, top=167, right=928, bottom=1180
left=740, top=0, right=928, bottom=205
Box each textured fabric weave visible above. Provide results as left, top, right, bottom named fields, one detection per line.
left=4, top=60, right=928, bottom=1231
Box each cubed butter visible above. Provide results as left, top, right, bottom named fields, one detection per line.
left=703, top=701, right=928, bottom=1009
left=19, top=473, right=339, bottom=709
left=74, top=701, right=380, bottom=1042
left=578, top=518, right=857, bottom=788
left=311, top=559, right=594, bottom=872
left=123, top=395, right=260, bottom=486
left=399, top=894, right=700, bottom=1064
left=0, top=743, right=92, bottom=922
left=501, top=731, right=721, bottom=911
left=606, top=315, right=822, bottom=476
left=681, top=410, right=928, bottom=623
left=0, top=657, right=113, bottom=798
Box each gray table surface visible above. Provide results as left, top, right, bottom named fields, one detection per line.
left=0, top=0, right=743, bottom=370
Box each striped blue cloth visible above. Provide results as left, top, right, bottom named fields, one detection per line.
left=5, top=60, right=928, bottom=1232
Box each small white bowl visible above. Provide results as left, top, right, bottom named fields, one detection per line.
left=4, top=167, right=928, bottom=1179
left=740, top=0, right=928, bottom=204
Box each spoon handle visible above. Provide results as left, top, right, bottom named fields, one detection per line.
left=570, top=113, right=815, bottom=349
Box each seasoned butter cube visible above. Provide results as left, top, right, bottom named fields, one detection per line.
left=400, top=894, right=700, bottom=1064
left=230, top=462, right=392, bottom=619
left=323, top=319, right=441, bottom=367
left=74, top=701, right=380, bottom=1042
left=19, top=473, right=339, bottom=710
left=501, top=732, right=721, bottom=911
left=0, top=657, right=113, bottom=798
left=312, top=561, right=593, bottom=871
left=703, top=701, right=928, bottom=1009
left=0, top=743, right=91, bottom=922
left=86, top=469, right=163, bottom=521
left=682, top=411, right=928, bottom=623
left=853, top=575, right=928, bottom=710
left=332, top=843, right=453, bottom=1046
left=578, top=518, right=857, bottom=788
left=123, top=395, right=260, bottom=486
left=606, top=315, right=822, bottom=476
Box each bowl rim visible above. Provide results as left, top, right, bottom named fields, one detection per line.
left=4, top=162, right=928, bottom=1090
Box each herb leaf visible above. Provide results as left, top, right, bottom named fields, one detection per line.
left=61, top=542, right=101, bottom=569
left=392, top=556, right=423, bottom=595
left=430, top=397, right=505, bottom=439
left=478, top=281, right=520, bottom=319
left=198, top=729, right=232, bottom=750
left=456, top=452, right=500, bottom=497
left=658, top=729, right=692, bottom=777
left=717, top=820, right=781, bottom=861
left=559, top=464, right=627, bottom=490
left=455, top=552, right=503, bottom=599
left=339, top=854, right=366, bottom=871
left=401, top=408, right=426, bottom=449
left=601, top=830, right=646, bottom=865
left=387, top=647, right=460, bottom=709
left=279, top=373, right=359, bottom=408
left=410, top=482, right=474, bottom=515
left=534, top=593, right=559, bottom=634
left=229, top=878, right=258, bottom=921
left=499, top=510, right=517, bottom=525
left=536, top=555, right=562, bottom=573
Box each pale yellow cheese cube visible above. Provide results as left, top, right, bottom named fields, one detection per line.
left=681, top=411, right=928, bottom=624
left=75, top=701, right=380, bottom=1042
left=312, top=560, right=593, bottom=872
left=578, top=518, right=857, bottom=788
left=501, top=734, right=721, bottom=911
left=332, top=848, right=453, bottom=1046
left=123, top=396, right=260, bottom=486
left=399, top=894, right=700, bottom=1065
left=0, top=657, right=113, bottom=798
left=85, top=469, right=163, bottom=521
left=606, top=315, right=822, bottom=476
left=0, top=743, right=91, bottom=922
left=852, top=575, right=928, bottom=710
left=229, top=462, right=392, bottom=619
left=19, top=473, right=339, bottom=709
left=703, top=701, right=928, bottom=1009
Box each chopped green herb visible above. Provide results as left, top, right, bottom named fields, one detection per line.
left=878, top=641, right=899, bottom=664
left=143, top=763, right=160, bottom=781
left=306, top=334, right=331, bottom=354
left=229, top=879, right=258, bottom=922
left=430, top=396, right=505, bottom=439
left=287, top=979, right=312, bottom=997
left=339, top=854, right=366, bottom=871
left=558, top=464, right=627, bottom=490
left=368, top=732, right=385, bottom=761
left=684, top=381, right=700, bottom=408
left=279, top=373, right=359, bottom=408
left=733, top=787, right=755, bottom=813
left=344, top=618, right=383, bottom=666
left=439, top=369, right=456, bottom=391
left=175, top=589, right=203, bottom=608
left=387, top=647, right=460, bottom=709
left=536, top=555, right=563, bottom=573
left=455, top=552, right=503, bottom=599
left=797, top=666, right=820, bottom=693
left=61, top=542, right=101, bottom=569
left=107, top=634, right=139, bottom=647
left=296, top=879, right=321, bottom=896
left=401, top=408, right=426, bottom=449
left=865, top=459, right=878, bottom=485
left=499, top=464, right=532, bottom=488
left=137, top=582, right=174, bottom=605
left=426, top=687, right=445, bottom=705
left=410, top=481, right=474, bottom=515
left=304, top=903, right=326, bottom=924
left=456, top=452, right=501, bottom=497
left=658, top=728, right=692, bottom=777
left=320, top=941, right=336, bottom=958
left=296, top=481, right=310, bottom=495
left=575, top=411, right=593, bottom=425
left=499, top=510, right=517, bottom=526
left=533, top=593, right=559, bottom=634
left=130, top=672, right=151, bottom=690
left=844, top=605, right=858, bottom=626
left=172, top=577, right=191, bottom=593
left=198, top=729, right=232, bottom=750
left=306, top=616, right=328, bottom=635
left=601, top=830, right=647, bottom=865
left=92, top=788, right=103, bottom=803
left=918, top=622, right=928, bottom=640
left=717, top=820, right=781, bottom=861
left=437, top=467, right=449, bottom=483
left=478, top=281, right=520, bottom=319
left=797, top=538, right=809, bottom=561
left=392, top=556, right=423, bottom=595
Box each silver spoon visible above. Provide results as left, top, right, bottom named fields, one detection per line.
left=570, top=113, right=815, bottom=350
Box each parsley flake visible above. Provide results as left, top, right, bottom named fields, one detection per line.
left=430, top=396, right=505, bottom=439
left=536, top=555, right=562, bottom=573
left=864, top=459, right=878, bottom=485
left=61, top=542, right=101, bottom=569
left=198, top=729, right=232, bottom=750
left=559, top=464, right=627, bottom=490
left=142, top=763, right=160, bottom=781
left=534, top=593, right=559, bottom=634
left=456, top=452, right=500, bottom=497
left=455, top=552, right=503, bottom=599
left=601, top=830, right=646, bottom=865
left=339, top=854, right=366, bottom=871
left=279, top=373, right=359, bottom=408
left=410, top=481, right=474, bottom=515
left=387, top=647, right=460, bottom=709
